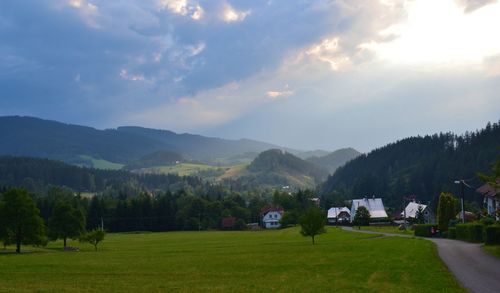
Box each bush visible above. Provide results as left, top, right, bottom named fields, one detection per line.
left=455, top=223, right=485, bottom=243
left=414, top=224, right=438, bottom=237
left=484, top=225, right=500, bottom=245
left=448, top=227, right=456, bottom=239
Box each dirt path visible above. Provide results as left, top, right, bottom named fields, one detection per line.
left=342, top=227, right=500, bottom=293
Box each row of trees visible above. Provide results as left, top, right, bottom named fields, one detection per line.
left=0, top=188, right=105, bottom=253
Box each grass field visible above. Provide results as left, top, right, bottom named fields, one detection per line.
left=78, top=155, right=125, bottom=170
left=358, top=226, right=414, bottom=235
left=145, top=163, right=226, bottom=176
left=0, top=227, right=463, bottom=292
left=483, top=245, right=500, bottom=259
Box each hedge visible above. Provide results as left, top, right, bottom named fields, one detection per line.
left=448, top=227, right=456, bottom=239
left=414, top=224, right=438, bottom=237
left=484, top=225, right=500, bottom=245
left=455, top=223, right=485, bottom=243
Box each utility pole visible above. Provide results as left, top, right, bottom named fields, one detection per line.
left=454, top=180, right=466, bottom=223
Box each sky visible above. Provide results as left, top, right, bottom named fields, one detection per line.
left=1, top=0, right=499, bottom=152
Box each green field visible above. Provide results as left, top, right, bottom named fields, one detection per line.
left=78, top=155, right=125, bottom=170
left=483, top=245, right=500, bottom=259
left=358, top=226, right=414, bottom=235
left=0, top=227, right=463, bottom=292
left=145, top=163, right=226, bottom=176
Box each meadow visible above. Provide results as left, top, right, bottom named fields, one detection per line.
left=0, top=227, right=463, bottom=293
left=358, top=225, right=414, bottom=235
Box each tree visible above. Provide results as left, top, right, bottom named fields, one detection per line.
left=80, top=229, right=105, bottom=251
left=0, top=188, right=45, bottom=253
left=299, top=208, right=326, bottom=245
left=352, top=206, right=371, bottom=227
left=48, top=201, right=86, bottom=248
left=437, top=192, right=456, bottom=231
left=414, top=205, right=426, bottom=224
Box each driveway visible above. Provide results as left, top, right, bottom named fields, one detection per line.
left=342, top=227, right=500, bottom=293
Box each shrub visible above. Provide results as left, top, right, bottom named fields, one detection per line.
left=484, top=225, right=500, bottom=245
left=455, top=223, right=485, bottom=243
left=448, top=227, right=456, bottom=239
left=414, top=224, right=438, bottom=237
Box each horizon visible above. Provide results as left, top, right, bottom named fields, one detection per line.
left=1, top=0, right=500, bottom=152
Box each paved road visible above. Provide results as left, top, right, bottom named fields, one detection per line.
left=342, top=227, right=500, bottom=293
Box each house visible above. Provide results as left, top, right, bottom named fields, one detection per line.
left=350, top=197, right=388, bottom=222
left=261, top=205, right=284, bottom=229
left=476, top=183, right=499, bottom=220
left=401, top=202, right=430, bottom=223
left=327, top=207, right=351, bottom=224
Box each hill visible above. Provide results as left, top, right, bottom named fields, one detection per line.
left=0, top=156, right=203, bottom=194
left=306, top=148, right=361, bottom=173
left=124, top=150, right=184, bottom=170
left=226, top=149, right=329, bottom=190
left=319, top=121, right=500, bottom=209
left=0, top=116, right=294, bottom=166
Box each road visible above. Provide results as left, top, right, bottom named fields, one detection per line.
left=342, top=227, right=500, bottom=293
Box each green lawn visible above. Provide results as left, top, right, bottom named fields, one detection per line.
left=0, top=227, right=463, bottom=292
left=359, top=226, right=414, bottom=235
left=483, top=245, right=500, bottom=259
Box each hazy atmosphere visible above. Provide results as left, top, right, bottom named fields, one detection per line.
left=1, top=0, right=500, bottom=151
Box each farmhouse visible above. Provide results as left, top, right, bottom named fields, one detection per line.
left=350, top=197, right=388, bottom=222
left=401, top=202, right=430, bottom=223
left=327, top=207, right=351, bottom=224
left=261, top=205, right=284, bottom=229
left=476, top=183, right=499, bottom=220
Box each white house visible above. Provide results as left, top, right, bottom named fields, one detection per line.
left=477, top=183, right=499, bottom=220
left=327, top=207, right=351, bottom=224
left=261, top=206, right=284, bottom=229
left=350, top=197, right=388, bottom=222
left=401, top=202, right=428, bottom=219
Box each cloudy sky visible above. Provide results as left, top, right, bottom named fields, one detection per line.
left=1, top=0, right=499, bottom=152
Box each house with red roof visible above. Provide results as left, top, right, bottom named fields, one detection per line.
left=261, top=205, right=284, bottom=229
left=476, top=182, right=499, bottom=220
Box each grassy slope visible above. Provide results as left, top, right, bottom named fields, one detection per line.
left=78, top=155, right=125, bottom=170
left=0, top=227, right=463, bottom=292
left=146, top=163, right=224, bottom=176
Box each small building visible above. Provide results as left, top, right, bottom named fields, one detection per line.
left=327, top=207, right=351, bottom=224
left=476, top=183, right=499, bottom=220
left=401, top=202, right=430, bottom=223
left=261, top=205, right=284, bottom=229
left=350, top=197, right=388, bottom=222
left=221, top=217, right=236, bottom=229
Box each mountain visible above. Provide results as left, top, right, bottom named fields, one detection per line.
left=296, top=149, right=330, bottom=159
left=306, top=148, right=361, bottom=173
left=226, top=149, right=329, bottom=190
left=319, top=121, right=500, bottom=209
left=0, top=116, right=295, bottom=167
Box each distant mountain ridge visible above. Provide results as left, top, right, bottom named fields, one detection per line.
left=306, top=148, right=361, bottom=173
left=0, top=116, right=296, bottom=166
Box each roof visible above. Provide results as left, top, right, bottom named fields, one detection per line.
left=401, top=202, right=427, bottom=218
left=261, top=205, right=284, bottom=215
left=351, top=198, right=388, bottom=218
left=327, top=207, right=350, bottom=218
left=476, top=183, right=500, bottom=197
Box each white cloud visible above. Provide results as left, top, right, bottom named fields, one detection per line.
left=221, top=4, right=250, bottom=23
left=67, top=0, right=99, bottom=28
left=360, top=0, right=500, bottom=68
left=120, top=69, right=145, bottom=81
left=159, top=0, right=204, bottom=20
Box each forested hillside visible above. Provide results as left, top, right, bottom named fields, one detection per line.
left=0, top=116, right=292, bottom=166
left=0, top=156, right=203, bottom=195
left=226, top=149, right=328, bottom=190
left=319, top=121, right=500, bottom=209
